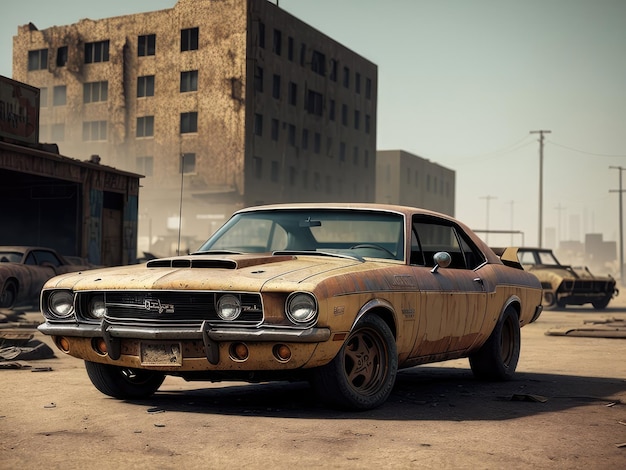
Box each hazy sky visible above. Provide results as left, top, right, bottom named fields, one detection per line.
left=2, top=0, right=625, bottom=248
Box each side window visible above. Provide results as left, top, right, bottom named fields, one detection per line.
left=412, top=216, right=484, bottom=269
left=34, top=250, right=62, bottom=267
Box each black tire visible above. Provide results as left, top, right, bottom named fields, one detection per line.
left=469, top=307, right=520, bottom=381
left=542, top=291, right=557, bottom=310
left=0, top=280, right=17, bottom=309
left=592, top=296, right=611, bottom=310
left=84, top=361, right=165, bottom=399
left=312, top=315, right=397, bottom=410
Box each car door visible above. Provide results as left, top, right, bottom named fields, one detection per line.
left=408, top=216, right=487, bottom=359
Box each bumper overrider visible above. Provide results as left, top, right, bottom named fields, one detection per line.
left=38, top=320, right=332, bottom=371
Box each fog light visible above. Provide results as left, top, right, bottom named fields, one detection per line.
left=273, top=344, right=291, bottom=362
left=57, top=336, right=70, bottom=353
left=93, top=338, right=108, bottom=355
left=230, top=342, right=249, bottom=361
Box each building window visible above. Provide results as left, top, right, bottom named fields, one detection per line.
left=288, top=82, right=297, bottom=106
left=180, top=112, right=198, bottom=133
left=82, top=121, right=107, bottom=141
left=311, top=50, right=326, bottom=76
left=306, top=90, right=323, bottom=116
left=254, top=113, right=263, bottom=136
left=271, top=161, right=280, bottom=182
left=137, top=75, right=155, bottom=97
left=329, top=100, right=336, bottom=121
left=136, top=116, right=154, bottom=138
left=180, top=153, right=196, bottom=173
left=365, top=115, right=371, bottom=134
left=138, top=34, right=156, bottom=56
left=300, top=43, right=306, bottom=66
left=56, top=47, right=68, bottom=67
left=301, top=128, right=309, bottom=149
left=366, top=77, right=372, bottom=99
left=51, top=123, right=64, bottom=142
left=53, top=86, right=66, bottom=106
left=273, top=29, right=282, bottom=55
left=181, top=27, right=199, bottom=51
left=343, top=66, right=350, bottom=88
left=354, top=110, right=360, bottom=130
left=40, top=87, right=48, bottom=108
left=329, top=59, right=338, bottom=81
left=28, top=49, right=47, bottom=70
left=253, top=156, right=263, bottom=178
left=85, top=40, right=109, bottom=64
left=180, top=70, right=198, bottom=92
left=258, top=22, right=265, bottom=49
left=83, top=81, right=108, bottom=103
left=254, top=66, right=263, bottom=93
left=272, top=74, right=281, bottom=99
left=288, top=124, right=296, bottom=146
left=341, top=104, right=348, bottom=126
left=288, top=36, right=294, bottom=61
left=314, top=133, right=321, bottom=154
left=136, top=156, right=154, bottom=176
left=271, top=118, right=279, bottom=141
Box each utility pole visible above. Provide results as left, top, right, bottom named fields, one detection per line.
left=610, top=166, right=625, bottom=286
left=530, top=130, right=551, bottom=247
left=480, top=195, right=497, bottom=244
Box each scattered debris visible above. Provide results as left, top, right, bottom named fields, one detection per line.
left=606, top=400, right=621, bottom=407
left=546, top=318, right=626, bottom=338
left=147, top=407, right=165, bottom=414
left=44, top=403, right=56, bottom=409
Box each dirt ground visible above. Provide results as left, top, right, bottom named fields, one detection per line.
left=1, top=295, right=626, bottom=469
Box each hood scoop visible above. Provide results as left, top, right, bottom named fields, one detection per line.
left=147, top=254, right=295, bottom=270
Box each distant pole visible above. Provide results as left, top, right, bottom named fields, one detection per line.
left=530, top=130, right=551, bottom=247
left=610, top=166, right=625, bottom=286
left=178, top=154, right=185, bottom=256
left=480, top=195, right=497, bottom=244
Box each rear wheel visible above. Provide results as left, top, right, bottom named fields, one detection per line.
left=469, top=306, right=520, bottom=381
left=0, top=280, right=17, bottom=309
left=85, top=361, right=165, bottom=399
left=592, top=296, right=611, bottom=310
left=542, top=291, right=557, bottom=310
left=312, top=315, right=397, bottom=410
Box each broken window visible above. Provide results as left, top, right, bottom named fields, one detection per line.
left=180, top=112, right=198, bottom=133
left=180, top=70, right=198, bottom=92
left=138, top=34, right=156, bottom=56
left=137, top=75, right=155, bottom=97
left=181, top=27, right=199, bottom=51
left=83, top=81, right=108, bottom=103
left=56, top=47, right=68, bottom=67
left=136, top=116, right=154, bottom=137
left=85, top=40, right=109, bottom=63
left=28, top=49, right=48, bottom=70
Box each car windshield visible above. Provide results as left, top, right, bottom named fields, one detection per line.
left=519, top=250, right=560, bottom=266
left=0, top=251, right=24, bottom=263
left=196, top=209, right=405, bottom=261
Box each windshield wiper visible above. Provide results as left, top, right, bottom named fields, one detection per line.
left=190, top=250, right=243, bottom=255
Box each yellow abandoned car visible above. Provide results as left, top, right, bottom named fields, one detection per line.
left=39, top=204, right=543, bottom=410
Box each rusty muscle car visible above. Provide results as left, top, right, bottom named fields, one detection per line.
left=38, top=204, right=543, bottom=410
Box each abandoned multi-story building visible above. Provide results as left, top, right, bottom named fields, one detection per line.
left=375, top=150, right=455, bottom=217
left=13, top=0, right=377, bottom=255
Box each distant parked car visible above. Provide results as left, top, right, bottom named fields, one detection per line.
left=39, top=204, right=543, bottom=410
left=496, top=247, right=618, bottom=310
left=0, top=246, right=93, bottom=309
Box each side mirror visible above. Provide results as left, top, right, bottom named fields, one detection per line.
left=431, top=251, right=451, bottom=273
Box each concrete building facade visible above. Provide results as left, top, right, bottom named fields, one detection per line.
left=376, top=149, right=455, bottom=216
left=13, top=0, right=377, bottom=255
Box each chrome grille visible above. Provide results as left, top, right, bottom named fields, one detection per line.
left=76, top=291, right=263, bottom=326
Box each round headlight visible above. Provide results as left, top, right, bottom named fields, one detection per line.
left=89, top=296, right=107, bottom=319
left=286, top=293, right=317, bottom=324
left=217, top=294, right=242, bottom=321
left=48, top=291, right=74, bottom=319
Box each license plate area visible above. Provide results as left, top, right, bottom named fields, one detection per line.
left=140, top=342, right=182, bottom=366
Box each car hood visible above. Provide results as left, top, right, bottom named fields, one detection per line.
left=42, top=253, right=367, bottom=292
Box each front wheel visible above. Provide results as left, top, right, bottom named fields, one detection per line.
left=592, top=296, right=611, bottom=310
left=0, top=280, right=17, bottom=309
left=469, top=307, right=520, bottom=381
left=85, top=361, right=165, bottom=399
left=312, top=315, right=397, bottom=410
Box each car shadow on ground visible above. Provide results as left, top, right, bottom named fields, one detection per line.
left=126, top=366, right=626, bottom=421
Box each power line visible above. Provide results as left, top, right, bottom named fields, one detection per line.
left=547, top=140, right=626, bottom=158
